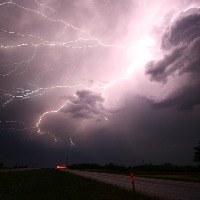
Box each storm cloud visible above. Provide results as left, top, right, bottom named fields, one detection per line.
left=63, top=90, right=106, bottom=119
left=0, top=0, right=199, bottom=167
left=146, top=8, right=200, bottom=109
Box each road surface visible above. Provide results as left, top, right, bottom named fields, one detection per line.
left=63, top=169, right=200, bottom=200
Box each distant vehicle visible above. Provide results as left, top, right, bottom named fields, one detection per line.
left=56, top=165, right=67, bottom=169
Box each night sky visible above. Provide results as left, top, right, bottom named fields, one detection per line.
left=0, top=0, right=200, bottom=168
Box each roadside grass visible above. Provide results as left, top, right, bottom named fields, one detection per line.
left=137, top=174, right=200, bottom=183
left=80, top=169, right=200, bottom=183
left=0, top=169, right=159, bottom=200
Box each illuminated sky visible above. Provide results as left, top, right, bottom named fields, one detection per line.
left=0, top=0, right=200, bottom=167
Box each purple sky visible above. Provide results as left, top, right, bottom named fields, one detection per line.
left=0, top=0, right=200, bottom=167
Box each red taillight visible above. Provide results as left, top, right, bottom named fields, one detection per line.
left=56, top=165, right=67, bottom=169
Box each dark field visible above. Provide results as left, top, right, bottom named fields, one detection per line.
left=0, top=169, right=158, bottom=200
left=137, top=174, right=200, bottom=183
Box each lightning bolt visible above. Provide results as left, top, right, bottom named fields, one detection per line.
left=0, top=1, right=127, bottom=50
left=34, top=0, right=57, bottom=13
left=70, top=137, right=76, bottom=147
left=0, top=0, right=157, bottom=143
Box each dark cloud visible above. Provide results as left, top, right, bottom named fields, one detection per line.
left=63, top=90, right=106, bottom=119
left=0, top=0, right=200, bottom=168
left=148, top=82, right=200, bottom=110
left=72, top=96, right=200, bottom=165
left=145, top=45, right=185, bottom=82
left=146, top=8, right=200, bottom=109
left=162, top=8, right=200, bottom=49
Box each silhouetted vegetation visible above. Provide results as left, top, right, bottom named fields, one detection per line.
left=194, top=141, right=200, bottom=166
left=69, top=163, right=200, bottom=182
left=13, top=165, right=28, bottom=169
left=70, top=162, right=200, bottom=175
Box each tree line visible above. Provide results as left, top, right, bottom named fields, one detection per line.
left=70, top=141, right=200, bottom=174
left=69, top=162, right=199, bottom=175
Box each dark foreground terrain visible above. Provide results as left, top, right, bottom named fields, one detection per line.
left=67, top=169, right=200, bottom=200
left=0, top=169, right=158, bottom=200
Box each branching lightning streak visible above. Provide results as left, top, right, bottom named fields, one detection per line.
left=36, top=101, right=69, bottom=142
left=1, top=83, right=105, bottom=108
left=0, top=47, right=38, bottom=77
left=0, top=1, right=89, bottom=35
left=0, top=1, right=126, bottom=49
left=70, top=137, right=75, bottom=146
left=34, top=0, right=57, bottom=13
left=0, top=0, right=153, bottom=143
left=0, top=29, right=115, bottom=49
left=0, top=30, right=126, bottom=50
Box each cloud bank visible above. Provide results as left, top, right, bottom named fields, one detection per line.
left=0, top=0, right=199, bottom=167
left=146, top=8, right=200, bottom=109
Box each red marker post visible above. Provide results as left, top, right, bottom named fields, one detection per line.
left=130, top=172, right=135, bottom=192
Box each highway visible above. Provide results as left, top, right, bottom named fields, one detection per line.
left=64, top=169, right=200, bottom=200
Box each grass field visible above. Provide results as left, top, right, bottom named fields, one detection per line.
left=0, top=169, right=159, bottom=200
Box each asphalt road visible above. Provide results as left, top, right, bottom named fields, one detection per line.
left=64, top=169, right=200, bottom=200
